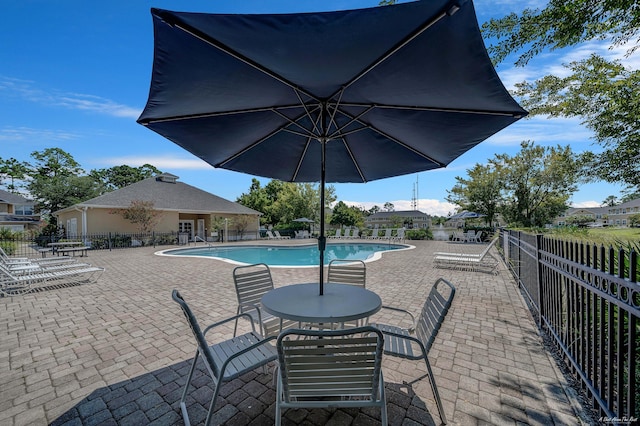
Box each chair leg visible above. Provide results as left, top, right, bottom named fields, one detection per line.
left=204, top=380, right=224, bottom=426
left=422, top=353, right=447, bottom=424
left=180, top=350, right=200, bottom=426
left=275, top=373, right=283, bottom=426
left=379, top=372, right=388, bottom=426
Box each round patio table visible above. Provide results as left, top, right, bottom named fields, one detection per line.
left=261, top=283, right=381, bottom=324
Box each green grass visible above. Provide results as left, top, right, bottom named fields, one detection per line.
left=548, top=227, right=640, bottom=245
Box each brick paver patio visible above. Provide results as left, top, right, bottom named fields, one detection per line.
left=1, top=240, right=595, bottom=425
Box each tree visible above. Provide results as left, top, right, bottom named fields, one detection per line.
left=482, top=1, right=640, bottom=193
left=27, top=148, right=104, bottom=214
left=330, top=201, right=362, bottom=227
left=513, top=55, right=640, bottom=190
left=602, top=195, right=619, bottom=207
left=0, top=157, right=29, bottom=193
left=112, top=200, right=161, bottom=233
left=368, top=205, right=381, bottom=215
left=566, top=215, right=595, bottom=228
left=446, top=163, right=501, bottom=226
left=629, top=213, right=640, bottom=227
left=383, top=202, right=395, bottom=212
left=233, top=214, right=255, bottom=239
left=90, top=164, right=161, bottom=191
left=496, top=142, right=579, bottom=227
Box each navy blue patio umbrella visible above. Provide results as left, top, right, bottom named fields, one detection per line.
left=137, top=0, right=526, bottom=295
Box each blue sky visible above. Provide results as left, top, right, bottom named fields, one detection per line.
left=1, top=0, right=632, bottom=216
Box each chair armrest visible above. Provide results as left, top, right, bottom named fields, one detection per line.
left=203, top=311, right=260, bottom=335
left=217, top=334, right=278, bottom=375
left=379, top=305, right=416, bottom=332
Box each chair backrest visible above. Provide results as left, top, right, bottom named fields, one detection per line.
left=383, top=228, right=392, bottom=238
left=0, top=246, right=10, bottom=261
left=414, top=278, right=456, bottom=354
left=277, top=326, right=384, bottom=402
left=396, top=228, right=405, bottom=238
left=334, top=229, right=341, bottom=237
left=478, top=238, right=498, bottom=259
left=172, top=290, right=220, bottom=379
left=371, top=228, right=379, bottom=237
left=233, top=263, right=275, bottom=308
left=327, top=259, right=366, bottom=287
left=352, top=229, right=360, bottom=238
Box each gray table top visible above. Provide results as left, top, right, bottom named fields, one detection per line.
left=261, top=283, right=382, bottom=323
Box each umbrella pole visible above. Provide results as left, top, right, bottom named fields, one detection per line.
left=318, top=138, right=326, bottom=296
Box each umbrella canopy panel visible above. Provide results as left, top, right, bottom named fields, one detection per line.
left=138, top=0, right=527, bottom=184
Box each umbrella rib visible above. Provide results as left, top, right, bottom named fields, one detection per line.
left=339, top=109, right=446, bottom=168
left=294, top=90, right=321, bottom=138
left=339, top=103, right=524, bottom=118
left=271, top=104, right=321, bottom=139
left=338, top=137, right=367, bottom=183
left=327, top=2, right=463, bottom=102
left=138, top=105, right=303, bottom=125
left=327, top=105, right=375, bottom=139
left=153, top=9, right=320, bottom=104
left=291, top=137, right=313, bottom=182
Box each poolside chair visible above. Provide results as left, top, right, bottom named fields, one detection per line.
left=451, top=230, right=465, bottom=242
left=351, top=228, right=360, bottom=239
left=381, top=228, right=392, bottom=240
left=368, top=227, right=380, bottom=240
left=274, top=230, right=290, bottom=239
left=331, top=228, right=341, bottom=239
left=232, top=263, right=299, bottom=337
left=0, top=262, right=104, bottom=296
left=172, top=290, right=278, bottom=426
left=275, top=326, right=387, bottom=426
left=326, top=259, right=367, bottom=328
left=266, top=230, right=277, bottom=239
left=433, top=237, right=499, bottom=274
left=369, top=278, right=455, bottom=425
left=0, top=246, right=78, bottom=266
left=392, top=227, right=405, bottom=242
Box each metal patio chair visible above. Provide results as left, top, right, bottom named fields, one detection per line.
left=172, top=290, right=278, bottom=426
left=275, top=326, right=387, bottom=426
left=232, top=263, right=299, bottom=337
left=369, top=278, right=456, bottom=425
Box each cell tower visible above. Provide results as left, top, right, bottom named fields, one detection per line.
left=411, top=175, right=419, bottom=210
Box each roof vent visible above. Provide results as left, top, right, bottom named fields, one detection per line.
left=156, top=173, right=179, bottom=183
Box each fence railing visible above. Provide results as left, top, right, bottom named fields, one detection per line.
left=0, top=230, right=263, bottom=258
left=499, top=229, right=639, bottom=422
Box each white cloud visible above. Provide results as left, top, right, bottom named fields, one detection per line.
left=0, top=126, right=81, bottom=142
left=342, top=198, right=457, bottom=217
left=0, top=76, right=141, bottom=119
left=486, top=115, right=593, bottom=147
left=102, top=155, right=214, bottom=170
left=571, top=200, right=601, bottom=208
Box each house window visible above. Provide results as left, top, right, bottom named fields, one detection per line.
left=14, top=204, right=34, bottom=215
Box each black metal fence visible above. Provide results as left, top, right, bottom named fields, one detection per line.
left=0, top=230, right=263, bottom=258
left=499, top=229, right=639, bottom=421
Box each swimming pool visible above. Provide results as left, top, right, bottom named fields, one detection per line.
left=158, top=242, right=411, bottom=267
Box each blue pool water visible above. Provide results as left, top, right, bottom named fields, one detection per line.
left=160, top=242, right=408, bottom=267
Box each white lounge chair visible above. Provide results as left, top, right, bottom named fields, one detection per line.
left=266, top=230, right=277, bottom=239
left=381, top=228, right=392, bottom=240
left=392, top=227, right=405, bottom=242
left=433, top=238, right=499, bottom=274
left=0, top=246, right=78, bottom=266
left=0, top=262, right=104, bottom=296
left=331, top=229, right=341, bottom=239
left=368, top=227, right=380, bottom=239
left=274, top=230, right=290, bottom=239
left=275, top=326, right=387, bottom=426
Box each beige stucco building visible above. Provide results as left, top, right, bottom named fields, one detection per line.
left=53, top=174, right=261, bottom=241
left=553, top=197, right=640, bottom=227
left=0, top=189, right=40, bottom=232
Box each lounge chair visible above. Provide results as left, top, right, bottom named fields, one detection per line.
left=392, top=227, right=405, bottom=242
left=368, top=227, right=380, bottom=239
left=172, top=290, right=278, bottom=426
left=0, top=262, right=104, bottom=296
left=330, top=229, right=341, bottom=239
left=0, top=246, right=78, bottom=266
left=464, top=230, right=482, bottom=243
left=433, top=238, right=499, bottom=274
left=232, top=263, right=299, bottom=337
left=451, top=230, right=465, bottom=242
left=369, top=278, right=455, bottom=425
left=266, top=230, right=277, bottom=239
left=381, top=228, right=392, bottom=240
left=275, top=326, right=387, bottom=426
left=274, top=230, right=290, bottom=239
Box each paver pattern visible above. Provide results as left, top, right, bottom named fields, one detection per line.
left=0, top=239, right=594, bottom=425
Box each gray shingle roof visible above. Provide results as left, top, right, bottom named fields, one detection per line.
left=56, top=175, right=260, bottom=215
left=0, top=189, right=32, bottom=204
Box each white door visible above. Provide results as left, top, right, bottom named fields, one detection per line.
left=197, top=219, right=205, bottom=241
left=178, top=220, right=194, bottom=240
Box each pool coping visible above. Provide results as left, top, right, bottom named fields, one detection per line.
left=154, top=240, right=415, bottom=268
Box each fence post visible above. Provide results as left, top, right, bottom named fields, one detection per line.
left=108, top=232, right=112, bottom=251
left=535, top=234, right=544, bottom=328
